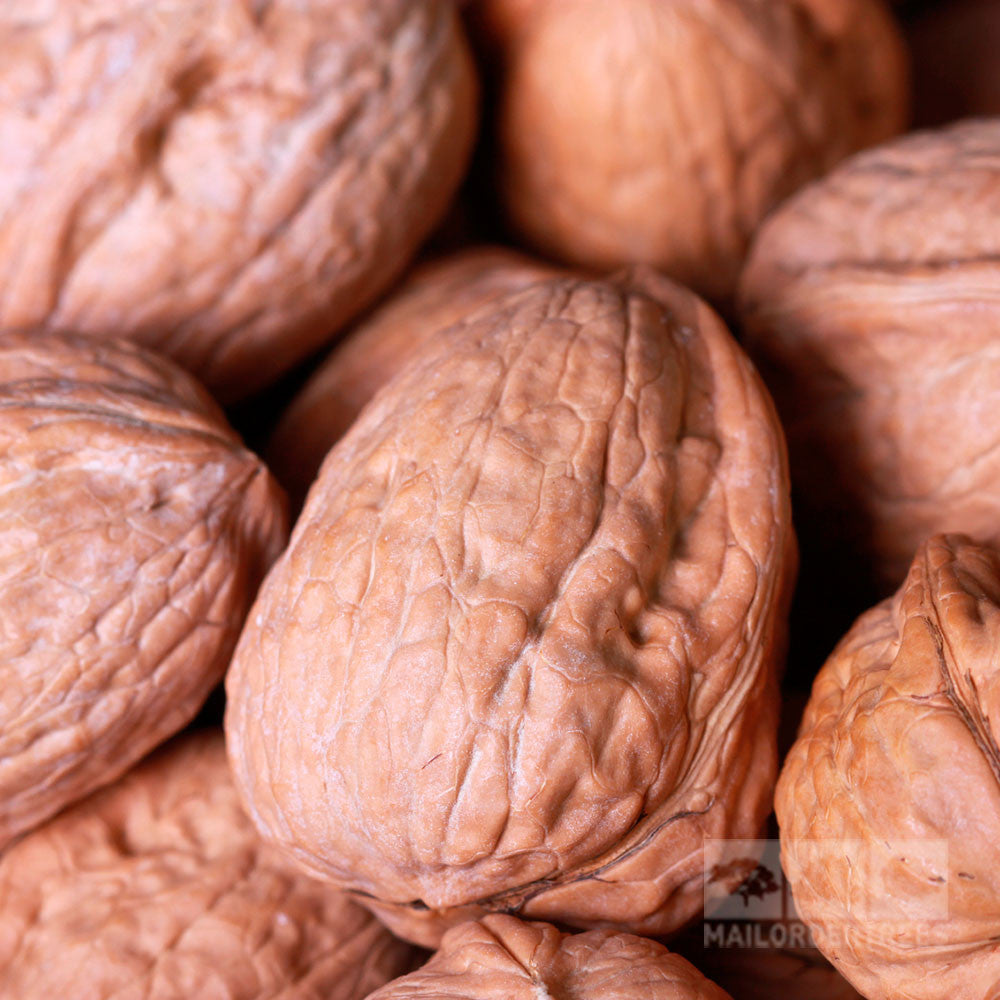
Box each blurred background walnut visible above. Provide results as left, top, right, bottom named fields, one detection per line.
left=740, top=120, right=1000, bottom=632
left=0, top=0, right=477, bottom=402
left=0, top=731, right=415, bottom=999
left=366, top=916, right=731, bottom=1000
left=468, top=0, right=908, bottom=305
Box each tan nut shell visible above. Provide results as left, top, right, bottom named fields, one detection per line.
left=776, top=534, right=1000, bottom=1000
left=0, top=731, right=414, bottom=1000
left=0, top=0, right=477, bottom=401
left=740, top=120, right=1000, bottom=589
left=268, top=247, right=558, bottom=507
left=226, top=269, right=795, bottom=946
left=476, top=0, right=907, bottom=303
left=0, top=330, right=286, bottom=849
left=365, top=915, right=731, bottom=1000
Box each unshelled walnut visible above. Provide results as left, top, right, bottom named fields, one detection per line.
left=268, top=246, right=557, bottom=507
left=740, top=120, right=1000, bottom=592
left=0, top=0, right=477, bottom=401
left=226, top=269, right=795, bottom=946
left=0, top=731, right=415, bottom=999
left=776, top=534, right=1000, bottom=1000
left=0, top=330, right=286, bottom=849
left=472, top=0, right=907, bottom=303
left=365, top=915, right=731, bottom=1000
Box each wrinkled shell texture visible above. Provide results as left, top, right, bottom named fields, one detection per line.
left=365, top=915, right=731, bottom=1000
left=776, top=534, right=1000, bottom=1000
left=0, top=731, right=414, bottom=999
left=478, top=0, right=908, bottom=303
left=0, top=0, right=477, bottom=401
left=268, top=246, right=558, bottom=506
left=226, top=269, right=795, bottom=946
left=741, top=120, right=1000, bottom=590
left=0, top=330, right=286, bottom=850
left=909, top=0, right=1000, bottom=126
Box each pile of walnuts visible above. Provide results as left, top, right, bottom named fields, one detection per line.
left=0, top=2, right=995, bottom=999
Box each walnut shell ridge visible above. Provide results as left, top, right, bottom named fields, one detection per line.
left=740, top=119, right=1000, bottom=590
left=0, top=731, right=415, bottom=999
left=226, top=268, right=795, bottom=945
left=475, top=0, right=907, bottom=303
left=365, top=915, right=731, bottom=1000
left=0, top=0, right=477, bottom=401
left=776, top=534, right=1000, bottom=1000
left=0, top=329, right=286, bottom=849
left=268, top=246, right=558, bottom=508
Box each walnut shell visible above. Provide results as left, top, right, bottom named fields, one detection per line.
left=776, top=534, right=1000, bottom=1000
left=0, top=0, right=477, bottom=401
left=474, top=0, right=907, bottom=303
left=0, top=731, right=414, bottom=999
left=0, top=330, right=286, bottom=849
left=268, top=247, right=558, bottom=507
left=365, top=915, right=731, bottom=1000
left=226, top=268, right=795, bottom=946
left=740, top=120, right=1000, bottom=591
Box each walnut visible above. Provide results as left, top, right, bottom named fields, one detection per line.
left=0, top=731, right=415, bottom=999
left=0, top=330, right=285, bottom=849
left=471, top=0, right=907, bottom=303
left=0, top=0, right=477, bottom=401
left=225, top=268, right=795, bottom=945
left=740, top=120, right=1000, bottom=592
left=366, top=915, right=731, bottom=1000
left=268, top=246, right=557, bottom=508
left=776, top=533, right=1000, bottom=1000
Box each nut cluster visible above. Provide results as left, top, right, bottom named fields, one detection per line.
left=0, top=3, right=993, bottom=1000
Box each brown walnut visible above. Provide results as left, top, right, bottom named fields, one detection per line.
left=776, top=534, right=1000, bottom=1000
left=226, top=268, right=795, bottom=946
left=0, top=731, right=415, bottom=999
left=365, top=915, right=731, bottom=1000
left=268, top=246, right=558, bottom=508
left=472, top=0, right=907, bottom=304
left=0, top=0, right=477, bottom=401
left=740, top=119, right=1000, bottom=592
left=0, top=330, right=286, bottom=849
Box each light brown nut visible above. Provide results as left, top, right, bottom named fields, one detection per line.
left=472, top=0, right=907, bottom=304
left=268, top=246, right=559, bottom=507
left=0, top=1, right=477, bottom=402
left=909, top=0, right=1000, bottom=126
left=364, top=915, right=731, bottom=1000
left=0, top=730, right=415, bottom=1000
left=0, top=330, right=286, bottom=849
left=776, top=534, right=1000, bottom=1000
left=740, top=120, right=1000, bottom=592
left=226, top=269, right=796, bottom=946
